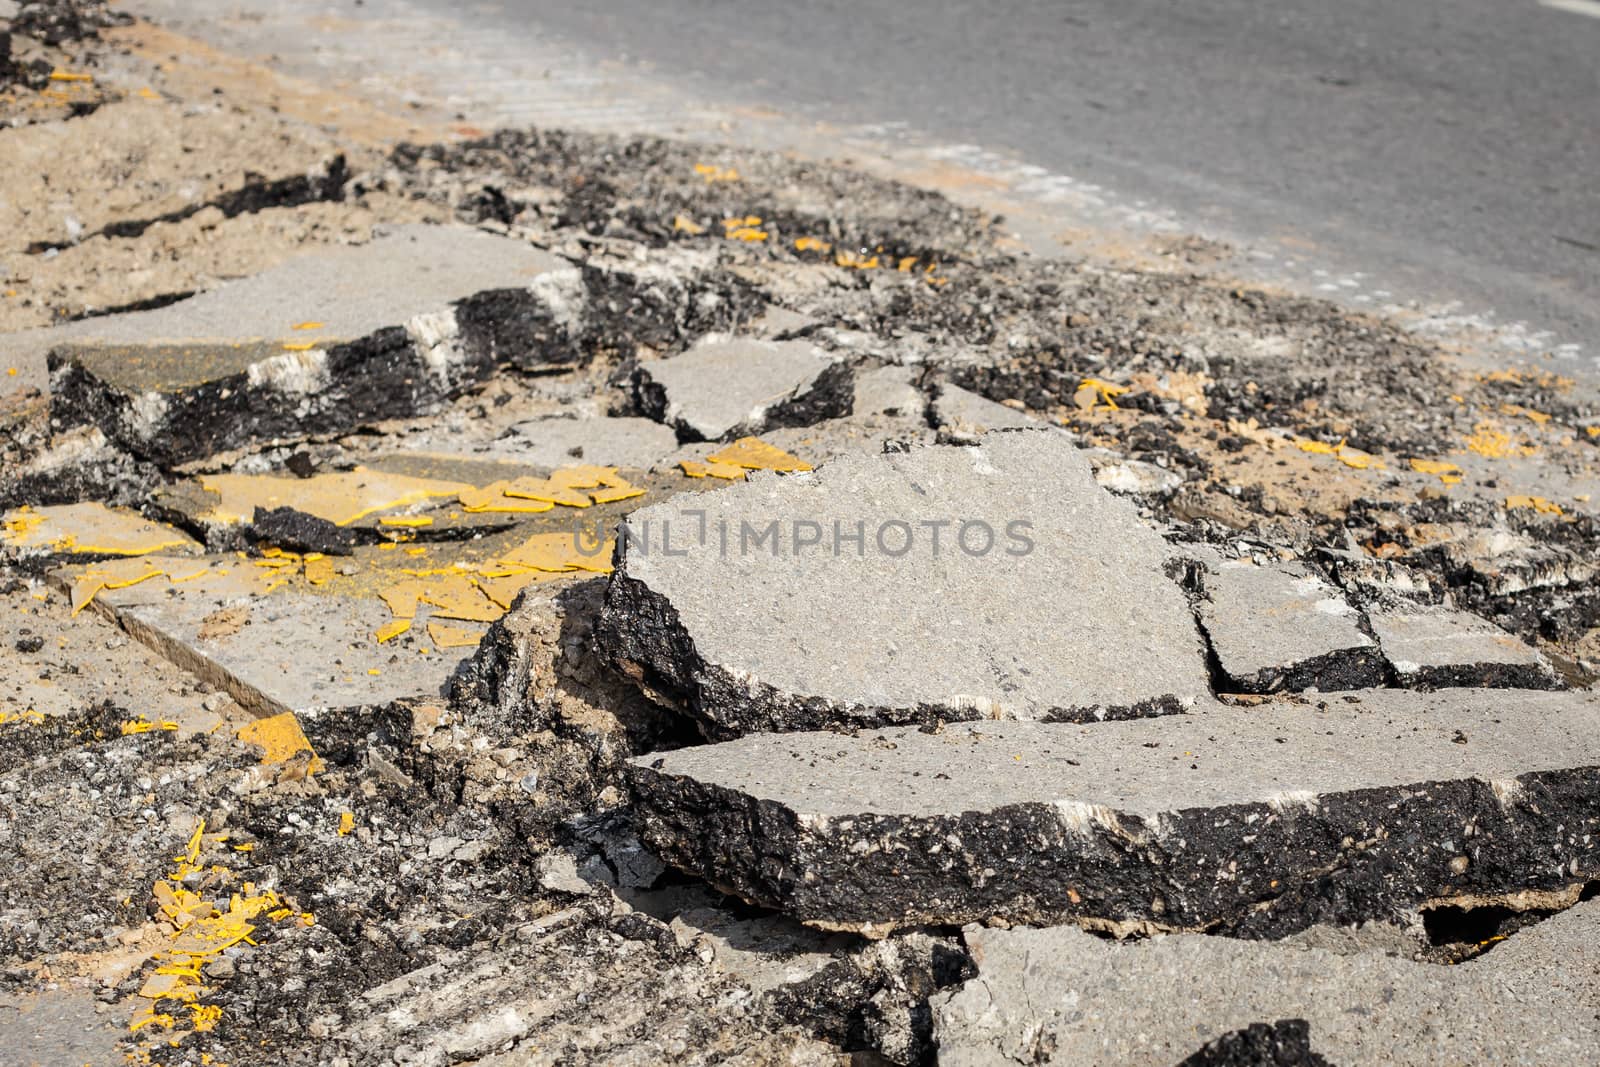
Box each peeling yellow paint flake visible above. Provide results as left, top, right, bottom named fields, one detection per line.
left=1464, top=422, right=1537, bottom=460
left=1499, top=403, right=1552, bottom=425
left=1075, top=378, right=1130, bottom=411
left=303, top=556, right=335, bottom=585
left=680, top=459, right=748, bottom=480
left=237, top=712, right=322, bottom=771
left=427, top=621, right=485, bottom=649
left=794, top=236, right=831, bottom=253
left=1409, top=458, right=1464, bottom=485
left=672, top=214, right=706, bottom=235
left=0, top=709, right=46, bottom=726
left=1506, top=495, right=1563, bottom=516
left=416, top=580, right=501, bottom=622
left=374, top=618, right=411, bottom=643
left=49, top=69, right=93, bottom=82
left=835, top=251, right=880, bottom=270
left=338, top=812, right=355, bottom=836
left=280, top=341, right=316, bottom=352
left=121, top=717, right=179, bottom=735
left=291, top=321, right=325, bottom=330
left=693, top=163, right=740, bottom=183
left=380, top=516, right=434, bottom=528
left=199, top=470, right=468, bottom=527
left=706, top=437, right=813, bottom=472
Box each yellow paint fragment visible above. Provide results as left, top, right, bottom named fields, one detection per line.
left=1499, top=403, right=1552, bottom=425
left=1464, top=422, right=1537, bottom=460
left=416, top=577, right=502, bottom=621
left=794, top=236, right=831, bottom=253
left=499, top=531, right=611, bottom=573
left=503, top=475, right=592, bottom=508
left=292, top=321, right=325, bottom=330
left=672, top=214, right=706, bottom=235
left=49, top=69, right=93, bottom=82
left=1506, top=495, right=1563, bottom=516
left=378, top=579, right=426, bottom=619
left=199, top=470, right=468, bottom=526
left=0, top=709, right=46, bottom=726
left=1409, top=458, right=1464, bottom=485
left=588, top=484, right=646, bottom=504
left=705, top=437, right=813, bottom=472
left=458, top=481, right=556, bottom=514
left=1076, top=378, right=1131, bottom=411
left=121, top=718, right=179, bottom=735
left=237, top=712, right=322, bottom=771
left=338, top=812, right=355, bottom=836
left=380, top=516, right=434, bottom=528
left=835, top=251, right=880, bottom=269
left=374, top=618, right=411, bottom=643
left=897, top=256, right=918, bottom=272
left=680, top=459, right=747, bottom=480
left=726, top=226, right=768, bottom=242
left=280, top=341, right=316, bottom=352
left=693, top=163, right=740, bottom=183
left=303, top=556, right=335, bottom=585
left=427, top=621, right=486, bottom=648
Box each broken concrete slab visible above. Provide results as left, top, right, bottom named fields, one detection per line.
left=507, top=414, right=680, bottom=470
left=39, top=225, right=569, bottom=465
left=598, top=431, right=1212, bottom=736
left=930, top=380, right=1038, bottom=440
left=1194, top=557, right=1384, bottom=693
left=0, top=581, right=220, bottom=731
left=852, top=365, right=926, bottom=419
left=1, top=502, right=199, bottom=564
left=50, top=525, right=611, bottom=718
left=631, top=338, right=853, bottom=442
left=628, top=688, right=1600, bottom=937
left=1370, top=603, right=1561, bottom=690
left=933, top=900, right=1600, bottom=1066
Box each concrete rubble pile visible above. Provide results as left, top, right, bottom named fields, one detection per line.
left=2, top=4, right=1598, bottom=1063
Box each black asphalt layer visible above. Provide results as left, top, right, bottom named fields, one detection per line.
left=417, top=0, right=1600, bottom=357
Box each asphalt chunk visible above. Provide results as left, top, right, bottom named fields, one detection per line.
left=40, top=225, right=568, bottom=465
left=1195, top=558, right=1384, bottom=693
left=933, top=900, right=1600, bottom=1065
left=631, top=337, right=854, bottom=442
left=628, top=689, right=1600, bottom=937
left=1370, top=603, right=1561, bottom=691
left=597, top=430, right=1212, bottom=737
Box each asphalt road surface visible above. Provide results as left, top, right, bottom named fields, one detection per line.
left=418, top=0, right=1600, bottom=355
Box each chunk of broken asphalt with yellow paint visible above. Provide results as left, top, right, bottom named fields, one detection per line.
left=236, top=711, right=322, bottom=771
left=1, top=503, right=199, bottom=561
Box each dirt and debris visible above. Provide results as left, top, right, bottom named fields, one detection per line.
left=1, top=2, right=1597, bottom=1064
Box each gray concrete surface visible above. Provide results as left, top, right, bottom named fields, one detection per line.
left=507, top=415, right=680, bottom=470
left=933, top=901, right=1600, bottom=1065
left=600, top=430, right=1212, bottom=734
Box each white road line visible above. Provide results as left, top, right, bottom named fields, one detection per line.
left=1540, top=0, right=1600, bottom=19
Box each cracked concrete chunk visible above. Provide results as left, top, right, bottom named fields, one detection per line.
left=42, top=225, right=567, bottom=465
left=1370, top=604, right=1560, bottom=690
left=1196, top=558, right=1383, bottom=692
left=931, top=380, right=1037, bottom=438
left=853, top=365, right=926, bottom=419
left=932, top=900, right=1600, bottom=1065
left=1, top=502, right=199, bottom=562
left=632, top=338, right=853, bottom=441
left=628, top=689, right=1600, bottom=936
left=597, top=431, right=1211, bottom=736
left=508, top=414, right=680, bottom=470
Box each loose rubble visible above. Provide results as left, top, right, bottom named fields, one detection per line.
left=2, top=2, right=1598, bottom=1063
left=934, top=902, right=1600, bottom=1064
